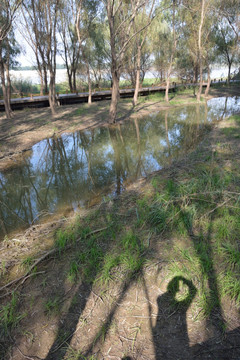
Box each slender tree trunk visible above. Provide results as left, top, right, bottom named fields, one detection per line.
left=107, top=3, right=120, bottom=124
left=87, top=63, right=92, bottom=104
left=204, top=64, right=211, bottom=97
left=0, top=57, right=12, bottom=119
left=49, top=69, right=56, bottom=115
left=197, top=0, right=205, bottom=102
left=43, top=67, right=48, bottom=95
left=133, top=44, right=141, bottom=106
left=227, top=62, right=232, bottom=84
left=193, top=63, right=198, bottom=96
left=165, top=55, right=173, bottom=103
left=165, top=0, right=176, bottom=103
left=67, top=71, right=73, bottom=93
left=197, top=56, right=203, bottom=101
left=73, top=69, right=77, bottom=92
left=5, top=63, right=12, bottom=113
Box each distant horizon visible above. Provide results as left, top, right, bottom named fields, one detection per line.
left=9, top=66, right=238, bottom=87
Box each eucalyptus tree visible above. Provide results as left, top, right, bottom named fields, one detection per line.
left=104, top=0, right=157, bottom=123
left=88, top=21, right=110, bottom=88
left=0, top=0, right=22, bottom=118
left=153, top=19, right=171, bottom=81
left=214, top=0, right=239, bottom=83
left=22, top=0, right=61, bottom=114
left=181, top=0, right=213, bottom=100
left=0, top=0, right=22, bottom=41
left=0, top=32, right=19, bottom=113
left=217, top=0, right=240, bottom=40
left=19, top=5, right=48, bottom=95
left=132, top=0, right=156, bottom=106
left=58, top=0, right=83, bottom=93
left=164, top=0, right=178, bottom=102
left=123, top=36, right=152, bottom=87
left=75, top=0, right=99, bottom=102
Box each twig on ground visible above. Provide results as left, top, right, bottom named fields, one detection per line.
left=0, top=227, right=108, bottom=295
left=16, top=344, right=44, bottom=360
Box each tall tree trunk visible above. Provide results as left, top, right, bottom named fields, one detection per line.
left=197, top=56, right=203, bottom=101
left=165, top=55, right=173, bottom=103
left=87, top=63, right=92, bottom=104
left=67, top=69, right=73, bottom=93
left=227, top=62, right=232, bottom=84
left=0, top=57, right=12, bottom=119
left=107, top=2, right=120, bottom=124
left=5, top=63, right=12, bottom=114
left=43, top=67, right=48, bottom=95
left=204, top=64, right=211, bottom=97
left=73, top=69, right=77, bottom=92
left=197, top=0, right=205, bottom=102
left=49, top=69, right=56, bottom=115
left=165, top=0, right=176, bottom=103
left=133, top=44, right=141, bottom=106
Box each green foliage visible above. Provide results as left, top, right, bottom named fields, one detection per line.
left=65, top=347, right=96, bottom=360
left=55, top=227, right=77, bottom=254
left=97, top=230, right=145, bottom=285
left=45, top=296, right=61, bottom=316
left=10, top=79, right=39, bottom=96
left=21, top=256, right=34, bottom=270
left=220, top=270, right=240, bottom=305
left=0, top=293, right=26, bottom=334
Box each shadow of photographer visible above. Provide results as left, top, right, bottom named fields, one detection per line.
left=152, top=276, right=197, bottom=360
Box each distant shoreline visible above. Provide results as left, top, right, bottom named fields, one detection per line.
left=11, top=65, right=66, bottom=71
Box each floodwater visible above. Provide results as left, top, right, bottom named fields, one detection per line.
left=0, top=96, right=239, bottom=240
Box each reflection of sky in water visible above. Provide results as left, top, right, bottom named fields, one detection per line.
left=1, top=96, right=240, bottom=238
left=207, top=96, right=240, bottom=120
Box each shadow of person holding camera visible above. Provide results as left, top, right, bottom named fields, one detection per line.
left=152, top=276, right=197, bottom=360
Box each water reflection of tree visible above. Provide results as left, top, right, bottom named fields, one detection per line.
left=0, top=103, right=223, bottom=238
left=109, top=127, right=123, bottom=195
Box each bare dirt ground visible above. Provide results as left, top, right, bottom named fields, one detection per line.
left=0, top=85, right=240, bottom=360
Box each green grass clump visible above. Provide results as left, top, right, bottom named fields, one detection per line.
left=97, top=230, right=146, bottom=285
left=221, top=127, right=240, bottom=138
left=0, top=293, right=26, bottom=334
left=65, top=347, right=97, bottom=360
left=220, top=271, right=240, bottom=305
left=67, top=238, right=103, bottom=284
left=45, top=296, right=61, bottom=316
left=55, top=225, right=91, bottom=255
left=55, top=228, right=74, bottom=254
